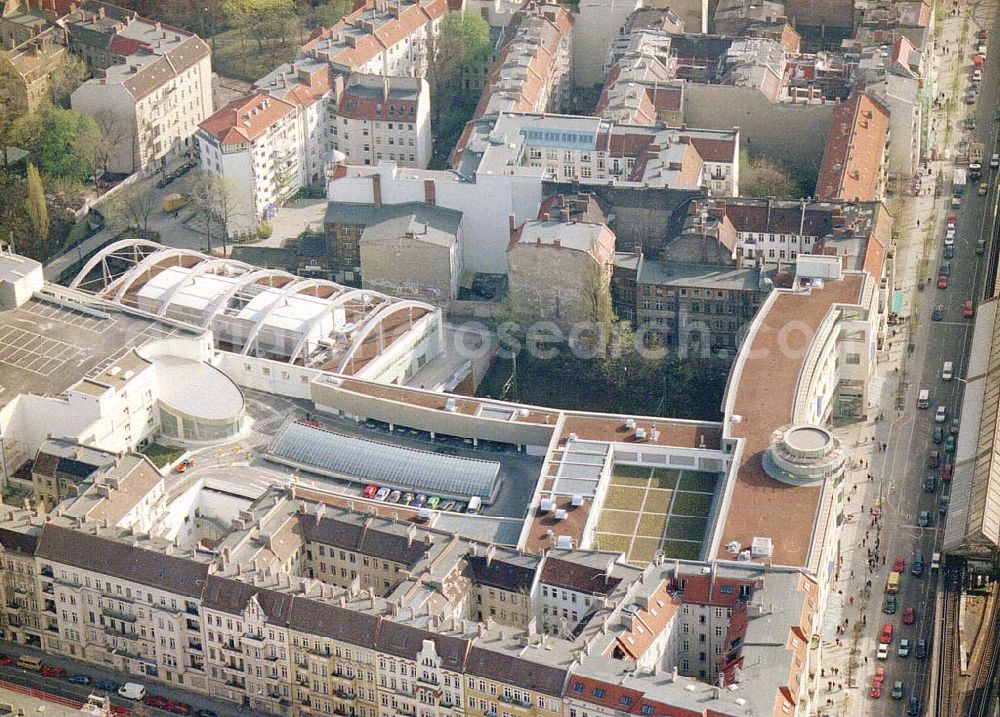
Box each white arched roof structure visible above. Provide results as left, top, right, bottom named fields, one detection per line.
left=69, top=240, right=438, bottom=373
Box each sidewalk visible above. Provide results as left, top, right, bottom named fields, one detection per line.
left=812, top=2, right=984, bottom=714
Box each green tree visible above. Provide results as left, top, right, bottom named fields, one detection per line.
left=48, top=53, right=89, bottom=108
left=427, top=12, right=491, bottom=132
left=23, top=163, right=48, bottom=259
left=224, top=0, right=297, bottom=54
left=0, top=169, right=30, bottom=248
left=739, top=153, right=801, bottom=199
left=10, top=107, right=99, bottom=182
left=303, top=0, right=354, bottom=28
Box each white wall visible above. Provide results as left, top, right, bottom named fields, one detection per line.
left=572, top=0, right=641, bottom=90
left=71, top=82, right=137, bottom=174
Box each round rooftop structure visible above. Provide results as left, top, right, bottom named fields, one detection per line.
left=763, top=423, right=844, bottom=486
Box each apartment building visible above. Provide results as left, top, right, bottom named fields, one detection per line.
left=30, top=439, right=118, bottom=512
left=538, top=553, right=633, bottom=638
left=300, top=0, right=448, bottom=78
left=328, top=74, right=431, bottom=168
left=0, top=28, right=68, bottom=112
left=0, top=521, right=42, bottom=648
left=69, top=20, right=211, bottom=174
left=465, top=548, right=538, bottom=627
left=473, top=1, right=573, bottom=119
left=197, top=94, right=300, bottom=236
left=816, top=92, right=890, bottom=202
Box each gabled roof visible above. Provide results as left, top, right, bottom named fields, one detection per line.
left=375, top=620, right=470, bottom=672
left=298, top=512, right=431, bottom=567
left=466, top=646, right=567, bottom=696
left=289, top=598, right=381, bottom=647
left=202, top=575, right=294, bottom=627
left=198, top=93, right=297, bottom=146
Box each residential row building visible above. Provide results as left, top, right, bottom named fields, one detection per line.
left=815, top=91, right=890, bottom=202
left=0, top=26, right=68, bottom=112
left=0, top=481, right=824, bottom=717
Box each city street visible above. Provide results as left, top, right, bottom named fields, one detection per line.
left=815, top=1, right=1000, bottom=715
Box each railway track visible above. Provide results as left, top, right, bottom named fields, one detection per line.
left=940, top=566, right=963, bottom=717
left=966, top=584, right=1000, bottom=717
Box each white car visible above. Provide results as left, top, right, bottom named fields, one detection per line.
left=946, top=227, right=956, bottom=240
left=973, top=69, right=983, bottom=82
left=898, top=639, right=911, bottom=658
left=935, top=405, right=948, bottom=423
left=992, top=153, right=1000, bottom=169
left=374, top=486, right=391, bottom=501
left=944, top=235, right=955, bottom=247
left=877, top=643, right=890, bottom=660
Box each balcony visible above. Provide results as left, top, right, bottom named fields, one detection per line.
left=333, top=688, right=354, bottom=700
left=186, top=641, right=203, bottom=652
left=243, top=632, right=265, bottom=644
left=500, top=695, right=532, bottom=710
left=185, top=605, right=199, bottom=616
left=40, top=567, right=53, bottom=579
left=102, top=607, right=137, bottom=623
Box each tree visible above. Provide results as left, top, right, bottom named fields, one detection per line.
left=188, top=171, right=246, bottom=253
left=427, top=12, right=491, bottom=130
left=224, top=0, right=297, bottom=54
left=256, top=221, right=273, bottom=240
left=9, top=107, right=100, bottom=182
left=106, top=181, right=157, bottom=237
left=302, top=0, right=354, bottom=28
left=48, top=53, right=89, bottom=108
left=91, top=108, right=133, bottom=182
left=23, top=163, right=48, bottom=259
left=739, top=155, right=801, bottom=199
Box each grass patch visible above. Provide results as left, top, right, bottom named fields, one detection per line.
left=628, top=537, right=661, bottom=564
left=664, top=516, right=708, bottom=541
left=637, top=513, right=667, bottom=537
left=597, top=510, right=639, bottom=534
left=604, top=487, right=646, bottom=511
left=610, top=474, right=650, bottom=488
left=613, top=464, right=651, bottom=478
left=678, top=471, right=719, bottom=493
left=595, top=533, right=631, bottom=554
left=210, top=29, right=296, bottom=82
left=660, top=540, right=702, bottom=561
left=643, top=489, right=673, bottom=512
left=140, top=442, right=185, bottom=469
left=671, top=491, right=714, bottom=516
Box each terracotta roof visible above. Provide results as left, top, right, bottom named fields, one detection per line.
left=716, top=275, right=865, bottom=567
left=198, top=93, right=297, bottom=146
left=611, top=583, right=681, bottom=661
left=816, top=93, right=889, bottom=202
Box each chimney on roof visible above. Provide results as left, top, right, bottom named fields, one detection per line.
left=508, top=213, right=516, bottom=240
left=372, top=172, right=382, bottom=209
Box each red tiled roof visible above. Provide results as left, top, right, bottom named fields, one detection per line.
left=109, top=35, right=145, bottom=56
left=199, top=93, right=297, bottom=146
left=816, top=93, right=889, bottom=202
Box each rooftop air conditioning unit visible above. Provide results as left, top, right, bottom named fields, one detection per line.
left=567, top=433, right=577, bottom=442
left=555, top=535, right=573, bottom=549
left=418, top=508, right=433, bottom=521
left=444, top=398, right=457, bottom=412
left=539, top=499, right=556, bottom=513
left=635, top=428, right=647, bottom=440
left=554, top=509, right=567, bottom=521
left=751, top=536, right=774, bottom=557
left=571, top=494, right=584, bottom=507
left=625, top=418, right=636, bottom=429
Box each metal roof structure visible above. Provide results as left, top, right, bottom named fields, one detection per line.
left=944, top=297, right=1000, bottom=556
left=68, top=240, right=437, bottom=374
left=266, top=421, right=502, bottom=500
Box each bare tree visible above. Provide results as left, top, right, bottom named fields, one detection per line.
left=92, top=109, right=133, bottom=182
left=187, top=171, right=245, bottom=254
left=106, top=181, right=157, bottom=237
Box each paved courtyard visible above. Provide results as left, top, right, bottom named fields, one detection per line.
left=594, top=465, right=719, bottom=565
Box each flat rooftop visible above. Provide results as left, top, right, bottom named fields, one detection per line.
left=0, top=295, right=191, bottom=408
left=717, top=275, right=865, bottom=567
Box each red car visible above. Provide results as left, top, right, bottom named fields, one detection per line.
left=40, top=665, right=65, bottom=678
left=902, top=607, right=915, bottom=625
left=880, top=624, right=894, bottom=644
left=869, top=680, right=882, bottom=699
left=927, top=451, right=941, bottom=469
left=893, top=556, right=906, bottom=573
left=144, top=695, right=169, bottom=709
left=938, top=275, right=949, bottom=289
left=362, top=484, right=378, bottom=499
left=943, top=462, right=954, bottom=480
left=874, top=667, right=886, bottom=683
left=174, top=458, right=194, bottom=473
left=964, top=300, right=975, bottom=318
left=166, top=702, right=191, bottom=716
left=0, top=654, right=11, bottom=666
left=110, top=707, right=130, bottom=717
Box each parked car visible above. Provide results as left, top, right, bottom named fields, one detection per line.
left=992, top=152, right=1000, bottom=169
left=40, top=665, right=66, bottom=678
left=893, top=556, right=906, bottom=573
left=944, top=245, right=955, bottom=259
left=927, top=451, right=941, bottom=469
left=440, top=500, right=456, bottom=512
left=0, top=654, right=11, bottom=666
left=935, top=406, right=948, bottom=423
left=932, top=305, right=944, bottom=321
left=166, top=703, right=191, bottom=716
left=374, top=487, right=390, bottom=501
left=401, top=492, right=414, bottom=506
left=915, top=639, right=928, bottom=658
left=951, top=418, right=961, bottom=435
left=912, top=556, right=925, bottom=576
left=110, top=707, right=129, bottom=717
left=933, top=426, right=944, bottom=444
left=883, top=595, right=897, bottom=614
left=979, top=181, right=989, bottom=196
left=67, top=674, right=92, bottom=685
left=907, top=696, right=921, bottom=715
left=174, top=458, right=194, bottom=473
left=943, top=462, right=954, bottom=480
left=144, top=695, right=169, bottom=709
left=362, top=484, right=378, bottom=499
left=194, top=710, right=218, bottom=717
left=387, top=490, right=401, bottom=503
left=940, top=497, right=951, bottom=514
left=964, top=300, right=975, bottom=318
left=880, top=624, right=894, bottom=644
left=925, top=475, right=938, bottom=492
left=977, top=239, right=987, bottom=255
left=413, top=493, right=427, bottom=507
left=938, top=274, right=949, bottom=289
left=892, top=681, right=905, bottom=699
left=869, top=680, right=882, bottom=699
left=94, top=679, right=120, bottom=692
left=426, top=496, right=441, bottom=509
left=918, top=511, right=932, bottom=527
left=903, top=607, right=915, bottom=624
left=897, top=639, right=911, bottom=657
left=877, top=643, right=890, bottom=660
left=945, top=435, right=956, bottom=453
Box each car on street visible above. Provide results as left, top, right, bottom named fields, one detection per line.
left=951, top=418, right=960, bottom=435
left=964, top=300, right=975, bottom=318
left=166, top=702, right=192, bottom=716
left=893, top=556, right=906, bottom=572
left=918, top=510, right=931, bottom=527
left=174, top=458, right=193, bottom=473
left=932, top=305, right=944, bottom=321
left=362, top=484, right=378, bottom=499
left=935, top=406, right=947, bottom=423
left=40, top=665, right=66, bottom=678
left=925, top=475, right=937, bottom=492
left=897, top=639, right=910, bottom=657
left=144, top=695, right=169, bottom=709
left=940, top=497, right=950, bottom=514
left=938, top=274, right=949, bottom=289
left=67, top=674, right=92, bottom=685
left=943, top=461, right=954, bottom=480
left=902, top=607, right=915, bottom=624
left=912, top=555, right=925, bottom=576
left=944, top=245, right=955, bottom=259
left=933, top=426, right=943, bottom=444
left=979, top=181, right=989, bottom=196
left=993, top=153, right=1000, bottom=169
left=892, top=681, right=905, bottom=699
left=877, top=643, right=889, bottom=660
left=880, top=624, right=893, bottom=644
left=939, top=262, right=951, bottom=276
left=927, top=450, right=941, bottom=468
left=883, top=595, right=897, bottom=614
left=94, top=679, right=120, bottom=692
left=945, top=435, right=956, bottom=452
left=978, top=239, right=987, bottom=255
left=916, top=639, right=928, bottom=658
left=869, top=680, right=882, bottom=699
left=907, top=696, right=921, bottom=715
left=0, top=655, right=11, bottom=666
